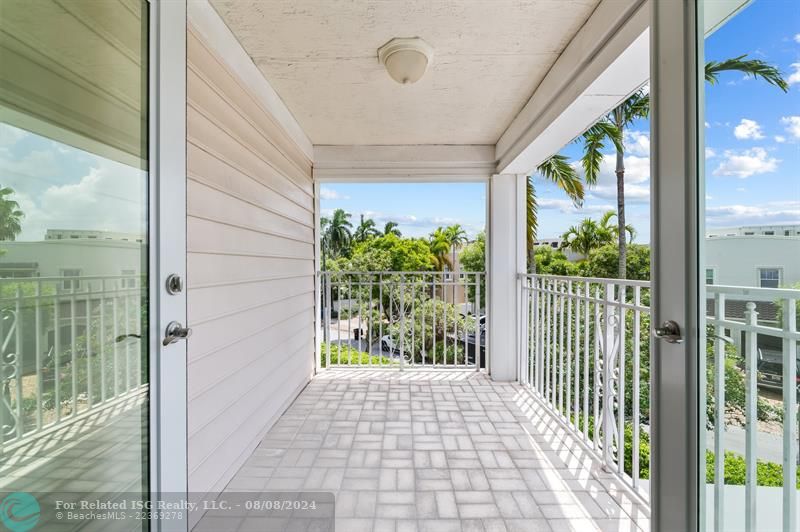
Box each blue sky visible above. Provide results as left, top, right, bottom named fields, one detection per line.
left=323, top=0, right=799, bottom=243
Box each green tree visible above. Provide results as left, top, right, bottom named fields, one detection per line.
left=459, top=232, right=486, bottom=308
left=429, top=228, right=453, bottom=272
left=581, top=243, right=650, bottom=280
left=383, top=221, right=402, bottom=237
left=353, top=214, right=379, bottom=243
left=324, top=208, right=353, bottom=257
left=527, top=156, right=585, bottom=272
left=351, top=234, right=435, bottom=272
left=533, top=246, right=579, bottom=276
left=0, top=187, right=24, bottom=241
left=579, top=90, right=648, bottom=279
left=443, top=224, right=468, bottom=270
left=577, top=55, right=786, bottom=280
left=559, top=218, right=613, bottom=258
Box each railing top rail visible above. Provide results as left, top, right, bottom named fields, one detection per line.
left=318, top=270, right=485, bottom=275
left=706, top=284, right=800, bottom=299
left=519, top=273, right=651, bottom=288
left=0, top=274, right=141, bottom=282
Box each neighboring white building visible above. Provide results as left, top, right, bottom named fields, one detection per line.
left=706, top=224, right=800, bottom=238
left=0, top=233, right=143, bottom=280
left=705, top=224, right=800, bottom=289
left=44, top=228, right=144, bottom=243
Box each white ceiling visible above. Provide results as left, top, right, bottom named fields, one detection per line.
left=210, top=0, right=601, bottom=146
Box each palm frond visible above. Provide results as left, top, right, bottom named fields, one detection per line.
left=580, top=132, right=605, bottom=186
left=705, top=54, right=788, bottom=92
left=537, top=154, right=584, bottom=205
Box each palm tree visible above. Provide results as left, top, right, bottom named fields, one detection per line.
left=383, top=221, right=402, bottom=237
left=320, top=216, right=331, bottom=269
left=599, top=210, right=635, bottom=243
left=578, top=56, right=786, bottom=279
left=353, top=214, right=379, bottom=243
left=705, top=55, right=788, bottom=91
left=443, top=224, right=468, bottom=271
left=527, top=155, right=585, bottom=272
left=429, top=228, right=453, bottom=272
left=0, top=187, right=24, bottom=241
left=559, top=219, right=612, bottom=258
left=325, top=208, right=353, bottom=257
left=579, top=89, right=647, bottom=279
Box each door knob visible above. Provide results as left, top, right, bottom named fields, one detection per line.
left=653, top=320, right=683, bottom=344
left=163, top=321, right=191, bottom=346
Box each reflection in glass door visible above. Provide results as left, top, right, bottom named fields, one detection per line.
left=699, top=1, right=799, bottom=531
left=0, top=0, right=151, bottom=519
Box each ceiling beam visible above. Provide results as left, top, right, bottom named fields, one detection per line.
left=313, top=144, right=495, bottom=182
left=495, top=0, right=649, bottom=175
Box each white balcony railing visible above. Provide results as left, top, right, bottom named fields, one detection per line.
left=320, top=271, right=485, bottom=369
left=0, top=275, right=145, bottom=454
left=519, top=273, right=800, bottom=525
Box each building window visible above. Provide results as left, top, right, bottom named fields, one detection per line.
left=758, top=268, right=780, bottom=288
left=121, top=269, right=137, bottom=289
left=705, top=269, right=715, bottom=285
left=744, top=231, right=754, bottom=235
left=764, top=231, right=774, bottom=235
left=785, top=230, right=791, bottom=236
left=60, top=268, right=82, bottom=291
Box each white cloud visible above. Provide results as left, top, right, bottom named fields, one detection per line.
left=16, top=159, right=146, bottom=241
left=733, top=118, right=764, bottom=140
left=319, top=186, right=349, bottom=200
left=623, top=130, right=650, bottom=157
left=788, top=63, right=800, bottom=86
left=794, top=34, right=800, bottom=44
left=712, top=147, right=779, bottom=178
left=705, top=147, right=716, bottom=158
left=781, top=116, right=800, bottom=139
left=774, top=135, right=786, bottom=143
left=736, top=187, right=746, bottom=192
left=706, top=201, right=800, bottom=227
left=538, top=198, right=614, bottom=215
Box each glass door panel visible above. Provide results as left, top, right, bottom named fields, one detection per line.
left=0, top=0, right=151, bottom=525
left=699, top=1, right=799, bottom=531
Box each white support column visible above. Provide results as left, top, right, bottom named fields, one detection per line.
left=488, top=173, right=527, bottom=381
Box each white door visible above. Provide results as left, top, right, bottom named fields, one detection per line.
left=650, top=1, right=798, bottom=531
left=0, top=0, right=187, bottom=529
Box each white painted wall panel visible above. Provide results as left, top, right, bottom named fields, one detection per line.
left=186, top=24, right=315, bottom=500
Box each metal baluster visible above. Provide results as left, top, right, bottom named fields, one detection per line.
left=86, top=285, right=93, bottom=409
left=558, top=281, right=565, bottom=415
left=618, top=284, right=626, bottom=473
left=348, top=276, right=353, bottom=365
left=475, top=274, right=481, bottom=371
left=100, top=280, right=107, bottom=402
left=411, top=276, right=416, bottom=367
left=432, top=275, right=437, bottom=366
left=712, top=291, right=726, bottom=531
left=112, top=294, right=119, bottom=397
left=566, top=281, right=572, bottom=421
left=744, top=302, right=758, bottom=532
left=325, top=274, right=331, bottom=369
left=574, top=282, right=580, bottom=428
left=35, top=281, right=42, bottom=429
left=15, top=285, right=23, bottom=439
left=54, top=290, right=61, bottom=422
left=781, top=297, right=797, bottom=531
left=583, top=280, right=590, bottom=439
left=529, top=277, right=536, bottom=388
left=633, top=285, right=642, bottom=490
left=399, top=275, right=405, bottom=371
left=593, top=284, right=601, bottom=451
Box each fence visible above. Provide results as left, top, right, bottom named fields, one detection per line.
left=519, top=273, right=799, bottom=528
left=0, top=275, right=145, bottom=454
left=320, top=271, right=485, bottom=369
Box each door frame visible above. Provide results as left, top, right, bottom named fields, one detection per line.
left=649, top=0, right=704, bottom=530
left=148, top=0, right=188, bottom=528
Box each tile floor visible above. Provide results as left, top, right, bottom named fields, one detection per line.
left=214, top=369, right=650, bottom=532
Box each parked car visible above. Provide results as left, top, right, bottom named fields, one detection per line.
left=381, top=334, right=409, bottom=356
left=466, top=328, right=486, bottom=368
left=757, top=355, right=800, bottom=394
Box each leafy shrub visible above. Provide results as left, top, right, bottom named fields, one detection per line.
left=705, top=450, right=800, bottom=488
left=319, top=342, right=393, bottom=367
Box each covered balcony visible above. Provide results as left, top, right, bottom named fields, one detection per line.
left=1, top=0, right=798, bottom=531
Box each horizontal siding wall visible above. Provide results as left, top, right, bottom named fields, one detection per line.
left=186, top=25, right=316, bottom=498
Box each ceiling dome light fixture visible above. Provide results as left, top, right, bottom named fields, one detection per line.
left=377, top=37, right=434, bottom=85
